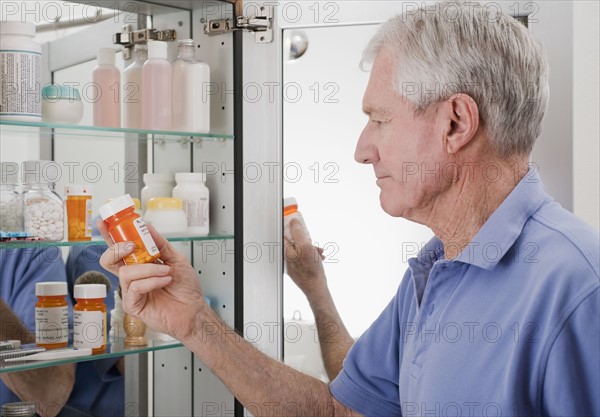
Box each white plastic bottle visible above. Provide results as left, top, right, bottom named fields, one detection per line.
left=172, top=39, right=211, bottom=133
left=122, top=45, right=147, bottom=129
left=140, top=173, right=175, bottom=213
left=0, top=21, right=42, bottom=122
left=142, top=41, right=172, bottom=131
left=93, top=48, right=121, bottom=128
left=172, top=173, right=210, bottom=236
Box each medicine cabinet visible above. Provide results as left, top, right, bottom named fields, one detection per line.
left=0, top=1, right=277, bottom=416
left=0, top=1, right=574, bottom=416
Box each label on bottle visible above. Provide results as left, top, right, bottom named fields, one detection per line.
left=184, top=198, right=209, bottom=228
left=35, top=306, right=68, bottom=345
left=85, top=198, right=92, bottom=237
left=0, top=50, right=41, bottom=117
left=133, top=218, right=160, bottom=256
left=73, top=310, right=106, bottom=349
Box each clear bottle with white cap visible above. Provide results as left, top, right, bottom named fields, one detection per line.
left=142, top=41, right=172, bottom=131
left=0, top=21, right=42, bottom=122
left=22, top=160, right=64, bottom=241
left=172, top=39, right=211, bottom=133
left=93, top=48, right=121, bottom=128
left=0, top=162, right=23, bottom=232
left=122, top=44, right=148, bottom=129
left=172, top=173, right=210, bottom=236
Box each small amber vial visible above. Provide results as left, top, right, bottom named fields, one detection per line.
left=73, top=284, right=107, bottom=354
left=98, top=194, right=161, bottom=265
left=35, top=282, right=69, bottom=349
left=65, top=185, right=93, bottom=241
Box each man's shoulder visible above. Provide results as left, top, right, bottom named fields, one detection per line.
left=523, top=200, right=599, bottom=281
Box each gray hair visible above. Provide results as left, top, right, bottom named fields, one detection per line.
left=361, top=1, right=550, bottom=157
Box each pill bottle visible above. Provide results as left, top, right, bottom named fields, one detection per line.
left=65, top=185, right=93, bottom=241
left=143, top=197, right=187, bottom=235
left=98, top=194, right=160, bottom=265
left=73, top=284, right=107, bottom=353
left=283, top=197, right=311, bottom=242
left=0, top=21, right=42, bottom=122
left=35, top=282, right=69, bottom=349
left=140, top=173, right=174, bottom=213
left=0, top=162, right=23, bottom=232
left=22, top=160, right=64, bottom=241
left=172, top=173, right=210, bottom=236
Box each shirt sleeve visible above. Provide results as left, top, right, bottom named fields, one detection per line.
left=541, top=286, right=599, bottom=416
left=330, top=287, right=404, bottom=417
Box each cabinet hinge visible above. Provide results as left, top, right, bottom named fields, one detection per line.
left=113, top=25, right=178, bottom=59
left=204, top=5, right=273, bottom=43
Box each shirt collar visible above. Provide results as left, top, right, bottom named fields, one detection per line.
left=452, top=167, right=552, bottom=270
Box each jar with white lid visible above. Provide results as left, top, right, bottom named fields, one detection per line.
left=143, top=197, right=187, bottom=235
left=0, top=21, right=42, bottom=121
left=141, top=173, right=174, bottom=213
left=0, top=162, right=23, bottom=232
left=42, top=84, right=83, bottom=124
left=22, top=160, right=64, bottom=241
left=172, top=173, right=210, bottom=236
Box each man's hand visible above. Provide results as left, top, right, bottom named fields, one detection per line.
left=97, top=220, right=205, bottom=342
left=284, top=218, right=327, bottom=299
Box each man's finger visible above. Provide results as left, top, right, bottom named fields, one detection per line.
left=100, top=242, right=134, bottom=275
left=96, top=218, right=115, bottom=247
left=118, top=263, right=171, bottom=287
left=289, top=218, right=311, bottom=245
left=127, top=276, right=172, bottom=298
left=147, top=224, right=181, bottom=264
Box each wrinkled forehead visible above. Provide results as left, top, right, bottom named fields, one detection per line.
left=362, top=50, right=402, bottom=113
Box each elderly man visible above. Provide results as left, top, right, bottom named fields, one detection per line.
left=99, top=2, right=599, bottom=416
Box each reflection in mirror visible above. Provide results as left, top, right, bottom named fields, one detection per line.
left=282, top=24, right=433, bottom=379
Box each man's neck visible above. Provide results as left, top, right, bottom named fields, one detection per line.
left=412, top=158, right=529, bottom=260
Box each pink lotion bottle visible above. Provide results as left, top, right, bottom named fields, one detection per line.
left=93, top=48, right=121, bottom=128
left=142, top=41, right=172, bottom=131
left=122, top=44, right=147, bottom=129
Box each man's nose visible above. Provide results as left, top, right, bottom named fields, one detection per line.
left=354, top=125, right=378, bottom=164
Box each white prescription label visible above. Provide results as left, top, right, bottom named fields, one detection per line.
left=85, top=199, right=93, bottom=237
left=185, top=198, right=209, bottom=227
left=35, top=306, right=68, bottom=345
left=133, top=218, right=159, bottom=256
left=0, top=50, right=41, bottom=117
left=73, top=310, right=106, bottom=349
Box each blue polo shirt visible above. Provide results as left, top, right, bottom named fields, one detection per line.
left=330, top=170, right=600, bottom=417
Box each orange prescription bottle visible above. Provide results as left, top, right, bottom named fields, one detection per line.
left=283, top=197, right=311, bottom=242
left=35, top=282, right=69, bottom=349
left=65, top=185, right=93, bottom=241
left=98, top=194, right=160, bottom=265
left=73, top=284, right=107, bottom=353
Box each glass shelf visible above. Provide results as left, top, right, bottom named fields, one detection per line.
left=0, top=338, right=183, bottom=374
left=0, top=120, right=234, bottom=142
left=0, top=234, right=234, bottom=249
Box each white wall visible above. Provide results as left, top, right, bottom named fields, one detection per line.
left=573, top=1, right=600, bottom=230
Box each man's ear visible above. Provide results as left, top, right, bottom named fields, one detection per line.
left=440, top=93, right=480, bottom=154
